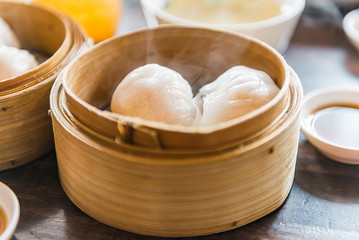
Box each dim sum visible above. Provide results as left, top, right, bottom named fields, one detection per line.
left=0, top=17, right=20, bottom=48
left=111, top=64, right=200, bottom=126
left=111, top=64, right=279, bottom=127
left=0, top=45, right=39, bottom=80
left=194, top=65, right=279, bottom=126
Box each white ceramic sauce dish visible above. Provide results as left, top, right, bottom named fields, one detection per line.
left=0, top=182, right=20, bottom=240
left=301, top=87, right=359, bottom=164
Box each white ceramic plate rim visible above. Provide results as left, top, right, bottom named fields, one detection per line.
left=343, top=9, right=359, bottom=46
left=0, top=182, right=20, bottom=240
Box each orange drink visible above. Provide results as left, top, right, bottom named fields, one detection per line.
left=32, top=0, right=122, bottom=42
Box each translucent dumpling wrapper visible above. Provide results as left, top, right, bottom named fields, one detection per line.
left=194, top=66, right=280, bottom=126
left=0, top=45, right=39, bottom=80
left=111, top=64, right=200, bottom=126
left=0, top=17, right=20, bottom=48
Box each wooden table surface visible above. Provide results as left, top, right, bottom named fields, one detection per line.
left=2, top=0, right=359, bottom=239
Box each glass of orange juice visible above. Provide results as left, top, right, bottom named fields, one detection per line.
left=32, top=0, right=122, bottom=43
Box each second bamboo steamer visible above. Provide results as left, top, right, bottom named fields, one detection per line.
left=0, top=2, right=90, bottom=170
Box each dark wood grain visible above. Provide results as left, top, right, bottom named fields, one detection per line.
left=2, top=0, right=359, bottom=239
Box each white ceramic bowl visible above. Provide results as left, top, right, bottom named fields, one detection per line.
left=141, top=0, right=305, bottom=53
left=0, top=182, right=20, bottom=240
left=301, top=87, right=359, bottom=164
left=343, top=9, right=359, bottom=51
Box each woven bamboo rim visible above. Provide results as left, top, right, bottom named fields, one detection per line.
left=0, top=2, right=90, bottom=170
left=50, top=64, right=302, bottom=237
left=61, top=25, right=290, bottom=151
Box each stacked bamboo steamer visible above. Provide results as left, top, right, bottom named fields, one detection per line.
left=50, top=26, right=303, bottom=237
left=0, top=2, right=90, bottom=170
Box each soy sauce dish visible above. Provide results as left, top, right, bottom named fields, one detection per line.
left=0, top=182, right=19, bottom=240
left=301, top=87, right=359, bottom=164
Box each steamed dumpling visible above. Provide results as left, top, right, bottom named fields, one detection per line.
left=0, top=17, right=20, bottom=48
left=111, top=64, right=279, bottom=127
left=111, top=64, right=199, bottom=126
left=0, top=45, right=39, bottom=80
left=194, top=66, right=279, bottom=126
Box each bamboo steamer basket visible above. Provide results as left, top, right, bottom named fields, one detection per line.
left=50, top=26, right=303, bottom=237
left=0, top=2, right=90, bottom=170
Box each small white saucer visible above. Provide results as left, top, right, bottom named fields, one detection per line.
left=301, top=86, right=359, bottom=164
left=0, top=182, right=20, bottom=240
left=343, top=9, right=359, bottom=52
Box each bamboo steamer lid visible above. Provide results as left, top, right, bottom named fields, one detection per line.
left=0, top=2, right=90, bottom=170
left=50, top=26, right=303, bottom=237
left=61, top=26, right=290, bottom=151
